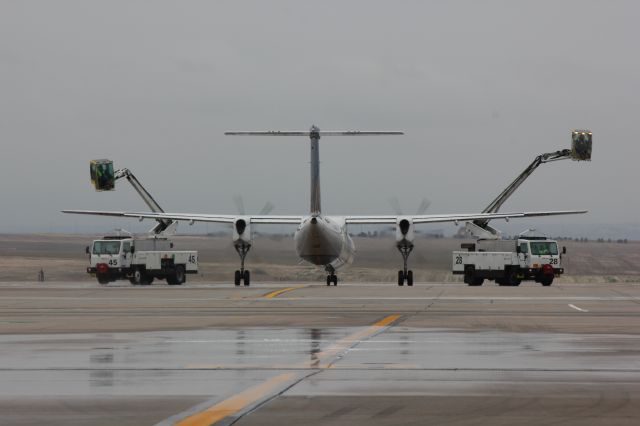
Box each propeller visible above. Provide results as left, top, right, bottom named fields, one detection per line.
left=259, top=201, right=274, bottom=215
left=233, top=195, right=274, bottom=216
left=387, top=196, right=431, bottom=215
left=233, top=195, right=246, bottom=215
left=416, top=198, right=431, bottom=215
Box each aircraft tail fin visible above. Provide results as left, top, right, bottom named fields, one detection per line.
left=225, top=126, right=404, bottom=216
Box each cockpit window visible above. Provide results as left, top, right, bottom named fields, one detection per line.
left=92, top=241, right=121, bottom=255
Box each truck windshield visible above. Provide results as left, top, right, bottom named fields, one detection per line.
left=92, top=241, right=121, bottom=255
left=530, top=242, right=558, bottom=256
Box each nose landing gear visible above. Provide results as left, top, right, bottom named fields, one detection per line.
left=397, top=242, right=414, bottom=286
left=234, top=242, right=251, bottom=286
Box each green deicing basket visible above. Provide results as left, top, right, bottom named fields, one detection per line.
left=90, top=159, right=115, bottom=191
left=571, top=130, right=592, bottom=161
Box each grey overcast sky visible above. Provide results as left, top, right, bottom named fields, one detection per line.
left=0, top=1, right=638, bottom=236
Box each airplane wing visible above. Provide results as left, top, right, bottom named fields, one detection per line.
left=61, top=210, right=304, bottom=225
left=63, top=209, right=586, bottom=226
left=344, top=210, right=587, bottom=225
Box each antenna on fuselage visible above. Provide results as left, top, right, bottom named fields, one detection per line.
left=225, top=126, right=404, bottom=216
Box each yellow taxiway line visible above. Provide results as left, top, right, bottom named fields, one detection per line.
left=262, top=286, right=305, bottom=299
left=176, top=373, right=296, bottom=426
left=175, top=314, right=401, bottom=425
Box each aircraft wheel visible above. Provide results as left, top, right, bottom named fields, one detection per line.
left=332, top=274, right=338, bottom=286
left=326, top=275, right=331, bottom=286
left=398, top=270, right=404, bottom=286
left=243, top=270, right=250, bottom=286
left=234, top=270, right=241, bottom=286
left=407, top=270, right=413, bottom=286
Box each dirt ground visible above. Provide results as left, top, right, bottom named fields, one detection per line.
left=0, top=233, right=638, bottom=283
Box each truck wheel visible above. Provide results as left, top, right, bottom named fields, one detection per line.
left=173, top=266, right=185, bottom=285
left=471, top=277, right=484, bottom=286
left=132, top=268, right=143, bottom=285
left=132, top=268, right=151, bottom=285
left=234, top=270, right=241, bottom=286
left=464, top=266, right=479, bottom=286
left=398, top=270, right=404, bottom=286
left=243, top=270, right=250, bottom=286
left=507, top=269, right=522, bottom=287
left=541, top=276, right=554, bottom=286
left=97, top=274, right=109, bottom=285
left=407, top=270, right=413, bottom=286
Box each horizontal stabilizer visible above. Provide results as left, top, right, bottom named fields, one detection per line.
left=225, top=131, right=404, bottom=136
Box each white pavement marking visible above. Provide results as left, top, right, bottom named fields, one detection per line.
left=568, top=304, right=589, bottom=312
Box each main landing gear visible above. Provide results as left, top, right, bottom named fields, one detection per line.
left=397, top=242, right=414, bottom=286
left=325, top=265, right=338, bottom=286
left=234, top=242, right=251, bottom=286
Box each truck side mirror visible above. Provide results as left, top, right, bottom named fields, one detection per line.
left=85, top=246, right=90, bottom=255
left=562, top=246, right=567, bottom=255
left=170, top=243, right=174, bottom=249
left=130, top=246, right=135, bottom=254
left=516, top=246, right=521, bottom=254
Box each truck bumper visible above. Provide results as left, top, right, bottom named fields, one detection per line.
left=87, top=266, right=125, bottom=275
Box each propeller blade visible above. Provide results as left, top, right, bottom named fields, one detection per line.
left=416, top=198, right=431, bottom=215
left=388, top=196, right=403, bottom=215
left=259, top=201, right=275, bottom=215
left=233, top=195, right=245, bottom=215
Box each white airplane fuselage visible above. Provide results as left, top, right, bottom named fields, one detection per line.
left=294, top=215, right=355, bottom=271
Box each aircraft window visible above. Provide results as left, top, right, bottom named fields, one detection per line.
left=530, top=242, right=558, bottom=256
left=92, top=241, right=121, bottom=255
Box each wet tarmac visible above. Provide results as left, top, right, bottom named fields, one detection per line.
left=1, top=281, right=639, bottom=425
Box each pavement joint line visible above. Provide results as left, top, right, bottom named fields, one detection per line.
left=167, top=314, right=401, bottom=426
left=568, top=303, right=589, bottom=313
left=262, top=285, right=305, bottom=299
left=1, top=296, right=639, bottom=302
left=254, top=296, right=636, bottom=301
left=5, top=367, right=640, bottom=373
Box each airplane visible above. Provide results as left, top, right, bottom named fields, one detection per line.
left=64, top=125, right=586, bottom=287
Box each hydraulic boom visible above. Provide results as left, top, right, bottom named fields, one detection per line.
left=113, top=168, right=176, bottom=235
left=467, top=130, right=592, bottom=239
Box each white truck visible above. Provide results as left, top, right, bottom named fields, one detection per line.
left=452, top=234, right=566, bottom=286
left=86, top=235, right=198, bottom=285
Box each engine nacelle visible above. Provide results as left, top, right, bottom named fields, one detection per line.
left=396, top=217, right=415, bottom=244
left=232, top=217, right=252, bottom=245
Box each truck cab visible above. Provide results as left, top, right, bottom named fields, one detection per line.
left=89, top=238, right=133, bottom=269
left=517, top=238, right=562, bottom=271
